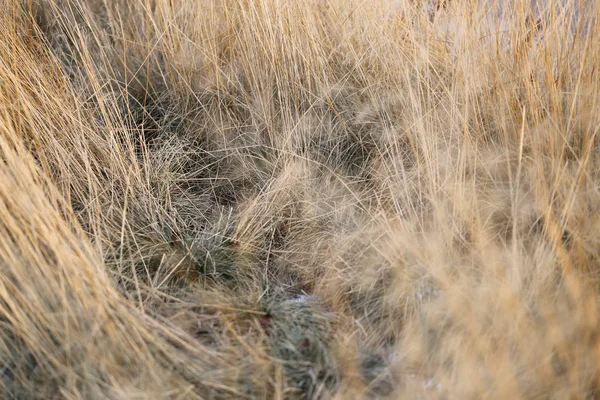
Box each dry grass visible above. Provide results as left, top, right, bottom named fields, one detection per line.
left=0, top=0, right=599, bottom=398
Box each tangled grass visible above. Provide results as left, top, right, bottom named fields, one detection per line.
left=0, top=0, right=599, bottom=398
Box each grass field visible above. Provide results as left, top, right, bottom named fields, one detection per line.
left=1, top=0, right=599, bottom=398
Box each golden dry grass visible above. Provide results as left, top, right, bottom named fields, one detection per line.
left=0, top=0, right=599, bottom=398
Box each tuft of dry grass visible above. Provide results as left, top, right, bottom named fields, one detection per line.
left=0, top=0, right=599, bottom=398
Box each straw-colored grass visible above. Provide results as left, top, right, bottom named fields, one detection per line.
left=1, top=0, right=599, bottom=398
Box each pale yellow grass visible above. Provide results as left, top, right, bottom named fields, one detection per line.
left=0, top=0, right=599, bottom=398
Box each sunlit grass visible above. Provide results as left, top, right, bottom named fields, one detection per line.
left=0, top=0, right=599, bottom=398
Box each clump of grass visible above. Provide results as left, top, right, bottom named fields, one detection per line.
left=264, top=293, right=338, bottom=399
